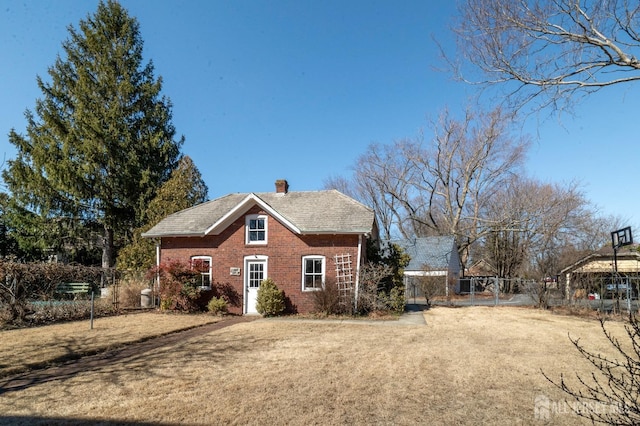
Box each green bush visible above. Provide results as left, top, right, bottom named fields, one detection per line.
left=388, top=286, right=406, bottom=314
left=256, top=278, right=285, bottom=317
left=207, top=296, right=228, bottom=315
left=377, top=286, right=406, bottom=315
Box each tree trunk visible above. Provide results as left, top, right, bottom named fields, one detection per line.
left=102, top=225, right=114, bottom=269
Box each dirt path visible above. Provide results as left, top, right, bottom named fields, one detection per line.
left=0, top=315, right=255, bottom=395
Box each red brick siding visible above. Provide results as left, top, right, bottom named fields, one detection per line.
left=159, top=206, right=367, bottom=314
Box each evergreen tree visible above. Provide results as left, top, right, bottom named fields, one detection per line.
left=117, top=156, right=208, bottom=271
left=3, top=1, right=182, bottom=267
left=0, top=193, right=33, bottom=261
left=144, top=156, right=208, bottom=226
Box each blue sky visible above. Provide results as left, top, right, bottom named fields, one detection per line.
left=1, top=0, right=639, bottom=230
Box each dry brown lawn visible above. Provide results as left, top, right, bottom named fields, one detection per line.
left=0, top=311, right=221, bottom=378
left=0, top=306, right=632, bottom=425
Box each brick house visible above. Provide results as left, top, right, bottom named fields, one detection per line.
left=142, top=180, right=378, bottom=314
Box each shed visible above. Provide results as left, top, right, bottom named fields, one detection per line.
left=388, top=236, right=461, bottom=299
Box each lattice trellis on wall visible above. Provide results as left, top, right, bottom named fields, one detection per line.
left=334, top=253, right=353, bottom=307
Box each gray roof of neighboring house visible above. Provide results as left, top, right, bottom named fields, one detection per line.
left=142, top=190, right=376, bottom=238
left=388, top=236, right=457, bottom=272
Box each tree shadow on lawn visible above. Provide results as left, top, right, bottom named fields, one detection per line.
left=0, top=415, right=182, bottom=425
left=404, top=301, right=431, bottom=312
left=0, top=316, right=257, bottom=396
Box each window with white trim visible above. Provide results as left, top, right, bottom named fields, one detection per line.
left=191, top=256, right=212, bottom=290
left=302, top=255, right=325, bottom=291
left=246, top=214, right=267, bottom=244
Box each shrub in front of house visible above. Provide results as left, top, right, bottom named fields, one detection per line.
left=150, top=261, right=202, bottom=312
left=256, top=278, right=285, bottom=316
left=387, top=286, right=406, bottom=314
left=311, top=278, right=339, bottom=315
left=377, top=286, right=406, bottom=315
left=207, top=296, right=228, bottom=315
left=311, top=277, right=351, bottom=315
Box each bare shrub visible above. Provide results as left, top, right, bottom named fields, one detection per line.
left=0, top=298, right=118, bottom=328
left=0, top=261, right=104, bottom=325
left=417, top=275, right=446, bottom=307
left=118, top=276, right=150, bottom=308
left=30, top=299, right=118, bottom=325
left=523, top=280, right=551, bottom=309
left=311, top=278, right=348, bottom=315
left=544, top=314, right=640, bottom=424
left=357, top=263, right=394, bottom=314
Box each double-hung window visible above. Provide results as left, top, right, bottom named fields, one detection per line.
left=302, top=255, right=325, bottom=291
left=246, top=215, right=267, bottom=244
left=191, top=256, right=212, bottom=290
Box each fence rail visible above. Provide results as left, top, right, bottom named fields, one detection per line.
left=406, top=275, right=640, bottom=314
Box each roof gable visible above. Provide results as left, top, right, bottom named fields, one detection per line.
left=142, top=189, right=375, bottom=238
left=204, top=193, right=300, bottom=235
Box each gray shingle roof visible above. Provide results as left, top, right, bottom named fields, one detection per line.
left=388, top=236, right=456, bottom=272
left=142, top=190, right=375, bottom=238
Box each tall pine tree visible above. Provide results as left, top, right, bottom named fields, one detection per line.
left=4, top=1, right=182, bottom=267
left=118, top=156, right=208, bottom=272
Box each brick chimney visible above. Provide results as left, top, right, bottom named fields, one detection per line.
left=275, top=179, right=289, bottom=194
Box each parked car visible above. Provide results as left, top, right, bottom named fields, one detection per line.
left=604, top=282, right=637, bottom=299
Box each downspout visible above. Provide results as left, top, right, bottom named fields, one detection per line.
left=155, top=241, right=161, bottom=306
left=354, top=234, right=363, bottom=313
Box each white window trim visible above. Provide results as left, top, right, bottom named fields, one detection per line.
left=302, top=255, right=325, bottom=292
left=191, top=255, right=212, bottom=290
left=245, top=214, right=268, bottom=245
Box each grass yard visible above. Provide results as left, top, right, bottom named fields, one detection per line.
left=0, top=311, right=221, bottom=378
left=0, top=306, right=632, bottom=425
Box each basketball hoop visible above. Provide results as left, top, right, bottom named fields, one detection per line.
left=611, top=226, right=633, bottom=314
left=611, top=227, right=633, bottom=249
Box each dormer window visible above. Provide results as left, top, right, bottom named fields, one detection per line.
left=246, top=214, right=267, bottom=244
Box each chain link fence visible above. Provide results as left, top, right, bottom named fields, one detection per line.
left=406, top=275, right=640, bottom=314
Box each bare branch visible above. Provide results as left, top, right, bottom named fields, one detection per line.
left=453, top=0, right=640, bottom=111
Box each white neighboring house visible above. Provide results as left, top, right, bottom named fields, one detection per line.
left=388, top=236, right=462, bottom=300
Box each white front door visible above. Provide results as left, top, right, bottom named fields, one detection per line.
left=245, top=257, right=267, bottom=314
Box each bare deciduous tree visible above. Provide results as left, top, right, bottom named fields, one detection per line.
left=481, top=177, right=602, bottom=279
left=452, top=0, right=640, bottom=111
left=325, top=144, right=416, bottom=240
left=344, top=106, right=528, bottom=267
left=327, top=105, right=611, bottom=277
